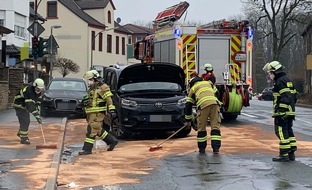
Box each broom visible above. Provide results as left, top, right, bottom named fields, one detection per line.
left=36, top=123, right=58, bottom=149
left=149, top=123, right=189, bottom=152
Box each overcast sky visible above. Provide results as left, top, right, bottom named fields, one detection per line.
left=113, top=0, right=244, bottom=25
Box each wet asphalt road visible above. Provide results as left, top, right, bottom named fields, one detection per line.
left=2, top=99, right=312, bottom=190
left=67, top=100, right=312, bottom=190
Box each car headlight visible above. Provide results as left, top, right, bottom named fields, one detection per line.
left=121, top=98, right=138, bottom=107
left=177, top=97, right=186, bottom=106
left=78, top=99, right=82, bottom=103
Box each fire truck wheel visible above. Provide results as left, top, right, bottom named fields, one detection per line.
left=222, top=87, right=230, bottom=111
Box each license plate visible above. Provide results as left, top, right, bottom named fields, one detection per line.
left=149, top=115, right=171, bottom=122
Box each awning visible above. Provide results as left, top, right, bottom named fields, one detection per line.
left=0, top=26, right=14, bottom=35
left=5, top=44, right=20, bottom=54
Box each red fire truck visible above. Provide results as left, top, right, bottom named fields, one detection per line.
left=134, top=2, right=253, bottom=120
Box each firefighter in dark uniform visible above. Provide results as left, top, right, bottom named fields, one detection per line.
left=184, top=76, right=222, bottom=154
left=79, top=70, right=118, bottom=155
left=13, top=78, right=45, bottom=144
left=263, top=61, right=298, bottom=162
left=201, top=63, right=216, bottom=85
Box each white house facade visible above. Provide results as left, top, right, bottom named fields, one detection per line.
left=32, top=0, right=130, bottom=78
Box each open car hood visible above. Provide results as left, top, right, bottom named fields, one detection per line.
left=117, top=62, right=186, bottom=90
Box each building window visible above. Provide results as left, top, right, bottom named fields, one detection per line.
left=91, top=31, right=95, bottom=50
left=122, top=37, right=125, bottom=55
left=14, top=25, right=26, bottom=38
left=0, top=19, right=4, bottom=26
left=136, top=36, right=142, bottom=43
left=108, top=11, right=111, bottom=24
left=107, top=34, right=112, bottom=53
left=128, top=35, right=132, bottom=44
left=47, top=1, right=57, bottom=18
left=99, top=32, right=103, bottom=52
left=116, top=36, right=119, bottom=54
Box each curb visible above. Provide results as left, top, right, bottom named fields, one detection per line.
left=45, top=117, right=68, bottom=190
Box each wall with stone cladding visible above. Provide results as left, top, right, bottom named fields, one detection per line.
left=0, top=67, right=9, bottom=111
left=7, top=68, right=25, bottom=108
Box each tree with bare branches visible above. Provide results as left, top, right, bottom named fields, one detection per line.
left=243, top=0, right=312, bottom=60
left=54, top=57, right=79, bottom=77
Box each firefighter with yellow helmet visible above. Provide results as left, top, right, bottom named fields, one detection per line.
left=78, top=70, right=118, bottom=155
left=263, top=61, right=298, bottom=162
left=201, top=63, right=216, bottom=85
left=13, top=78, right=45, bottom=144
left=184, top=76, right=222, bottom=154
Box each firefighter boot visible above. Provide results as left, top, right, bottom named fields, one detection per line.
left=103, top=133, right=118, bottom=151
left=78, top=141, right=94, bottom=155
left=272, top=154, right=289, bottom=162
left=20, top=137, right=30, bottom=145
left=289, top=151, right=296, bottom=161
left=197, top=131, right=207, bottom=154
left=211, top=130, right=221, bottom=154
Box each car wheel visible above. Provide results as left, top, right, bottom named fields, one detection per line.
left=111, top=117, right=131, bottom=139
left=177, top=126, right=191, bottom=137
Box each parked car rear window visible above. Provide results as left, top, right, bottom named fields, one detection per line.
left=49, top=81, right=87, bottom=91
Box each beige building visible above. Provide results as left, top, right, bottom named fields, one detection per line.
left=31, top=0, right=130, bottom=78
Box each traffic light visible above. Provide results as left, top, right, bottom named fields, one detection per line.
left=32, top=36, right=39, bottom=58
left=38, top=37, right=49, bottom=57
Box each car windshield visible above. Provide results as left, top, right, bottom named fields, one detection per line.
left=120, top=82, right=181, bottom=92
left=48, top=80, right=87, bottom=91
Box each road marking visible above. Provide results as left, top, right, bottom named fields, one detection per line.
left=295, top=118, right=312, bottom=124
left=241, top=113, right=257, bottom=118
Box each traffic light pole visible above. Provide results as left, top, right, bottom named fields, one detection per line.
left=33, top=0, right=38, bottom=79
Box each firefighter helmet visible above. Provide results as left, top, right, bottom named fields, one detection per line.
left=203, top=63, right=213, bottom=72
left=33, top=78, right=45, bottom=89
left=91, top=70, right=100, bottom=78
left=263, top=61, right=284, bottom=73
left=83, top=70, right=97, bottom=80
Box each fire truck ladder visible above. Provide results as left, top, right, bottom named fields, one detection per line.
left=185, top=43, right=197, bottom=82
left=154, top=1, right=189, bottom=26
left=224, top=63, right=243, bottom=85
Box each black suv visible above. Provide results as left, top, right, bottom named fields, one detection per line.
left=103, top=62, right=191, bottom=139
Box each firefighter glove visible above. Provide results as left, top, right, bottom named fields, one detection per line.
left=36, top=117, right=42, bottom=124
left=109, top=111, right=117, bottom=119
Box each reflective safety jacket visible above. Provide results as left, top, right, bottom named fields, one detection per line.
left=201, top=72, right=216, bottom=85
left=185, top=80, right=220, bottom=121
left=272, top=73, right=298, bottom=117
left=13, top=85, right=42, bottom=118
left=84, top=81, right=116, bottom=114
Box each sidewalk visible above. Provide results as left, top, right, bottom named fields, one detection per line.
left=0, top=108, right=66, bottom=190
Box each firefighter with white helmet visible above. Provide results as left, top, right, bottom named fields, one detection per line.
left=202, top=63, right=216, bottom=85
left=13, top=78, right=45, bottom=144
left=263, top=61, right=298, bottom=162
left=184, top=76, right=222, bottom=154
left=78, top=70, right=118, bottom=155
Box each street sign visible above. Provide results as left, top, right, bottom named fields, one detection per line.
left=27, top=22, right=45, bottom=36
left=48, top=35, right=59, bottom=49
left=234, top=51, right=247, bottom=62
